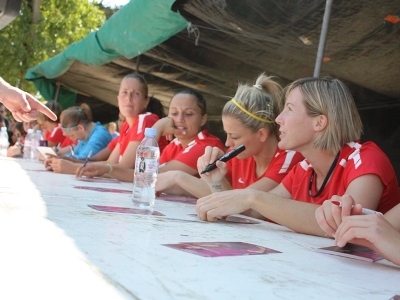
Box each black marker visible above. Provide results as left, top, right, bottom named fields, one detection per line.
left=200, top=145, right=246, bottom=174
left=82, top=150, right=93, bottom=168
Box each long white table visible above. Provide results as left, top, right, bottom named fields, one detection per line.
left=1, top=157, right=399, bottom=299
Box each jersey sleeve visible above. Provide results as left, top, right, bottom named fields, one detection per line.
left=265, top=150, right=303, bottom=183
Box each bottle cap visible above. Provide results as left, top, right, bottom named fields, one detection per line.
left=27, top=128, right=34, bottom=133
left=144, top=127, right=157, bottom=137
left=36, top=130, right=42, bottom=134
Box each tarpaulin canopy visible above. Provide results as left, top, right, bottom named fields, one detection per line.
left=25, top=0, right=187, bottom=109
left=25, top=0, right=400, bottom=178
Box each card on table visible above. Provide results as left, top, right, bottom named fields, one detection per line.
left=75, top=177, right=120, bottom=184
left=36, top=146, right=58, bottom=158
left=88, top=204, right=165, bottom=216
left=163, top=242, right=281, bottom=257
left=188, top=213, right=260, bottom=224
left=74, top=186, right=131, bottom=194
left=158, top=193, right=197, bottom=205
left=317, top=244, right=382, bottom=262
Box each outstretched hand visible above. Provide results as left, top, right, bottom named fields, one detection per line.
left=0, top=78, right=57, bottom=122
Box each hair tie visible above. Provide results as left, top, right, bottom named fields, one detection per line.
left=253, top=84, right=262, bottom=90
left=78, top=108, right=83, bottom=113
left=231, top=98, right=274, bottom=123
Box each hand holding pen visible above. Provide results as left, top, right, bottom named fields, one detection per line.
left=82, top=150, right=93, bottom=168
left=315, top=194, right=383, bottom=238
left=200, top=145, right=246, bottom=174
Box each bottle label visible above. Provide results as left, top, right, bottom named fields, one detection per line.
left=135, top=156, right=158, bottom=173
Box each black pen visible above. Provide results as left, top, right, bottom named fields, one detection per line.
left=200, top=145, right=246, bottom=174
left=82, top=150, right=93, bottom=168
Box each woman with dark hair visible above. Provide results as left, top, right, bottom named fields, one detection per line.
left=37, top=101, right=65, bottom=147
left=7, top=122, right=26, bottom=157
left=77, top=88, right=224, bottom=182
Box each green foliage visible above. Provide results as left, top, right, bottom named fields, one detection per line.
left=0, top=0, right=105, bottom=94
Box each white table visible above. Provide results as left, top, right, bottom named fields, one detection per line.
left=0, top=157, right=399, bottom=300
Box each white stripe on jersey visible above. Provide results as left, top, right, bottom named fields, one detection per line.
left=346, top=142, right=362, bottom=169
left=136, top=113, right=152, bottom=135
left=278, top=150, right=296, bottom=174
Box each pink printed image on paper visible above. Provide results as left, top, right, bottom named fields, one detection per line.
left=74, top=186, right=131, bottom=194
left=88, top=205, right=165, bottom=216
left=163, top=242, right=281, bottom=257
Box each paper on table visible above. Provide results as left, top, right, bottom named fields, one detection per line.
left=317, top=244, right=382, bottom=262
left=163, top=242, right=281, bottom=257
left=88, top=204, right=165, bottom=216
left=75, top=177, right=120, bottom=184
left=36, top=146, right=58, bottom=158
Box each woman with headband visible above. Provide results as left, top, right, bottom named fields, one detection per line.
left=156, top=73, right=303, bottom=204
left=45, top=103, right=112, bottom=173
left=196, top=76, right=400, bottom=236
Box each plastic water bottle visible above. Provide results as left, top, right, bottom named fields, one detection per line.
left=0, top=127, right=9, bottom=157
left=31, top=130, right=43, bottom=160
left=23, top=128, right=34, bottom=160
left=132, top=127, right=160, bottom=211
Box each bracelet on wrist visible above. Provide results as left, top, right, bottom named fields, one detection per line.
left=105, top=163, right=113, bottom=176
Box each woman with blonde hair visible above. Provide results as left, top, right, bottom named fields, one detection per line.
left=155, top=73, right=303, bottom=200
left=45, top=103, right=112, bottom=173
left=196, top=76, right=400, bottom=236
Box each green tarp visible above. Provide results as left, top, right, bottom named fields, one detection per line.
left=25, top=0, right=187, bottom=108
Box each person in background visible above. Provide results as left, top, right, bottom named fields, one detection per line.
left=7, top=122, right=26, bottom=157
left=108, top=122, right=119, bottom=139
left=90, top=113, right=126, bottom=162
left=37, top=101, right=65, bottom=147
left=195, top=76, right=400, bottom=236
left=46, top=74, right=167, bottom=174
left=156, top=74, right=303, bottom=204
left=76, top=88, right=224, bottom=182
left=315, top=194, right=400, bottom=266
left=0, top=115, right=5, bottom=128
left=45, top=103, right=112, bottom=173
left=0, top=77, right=57, bottom=122
left=0, top=104, right=9, bottom=129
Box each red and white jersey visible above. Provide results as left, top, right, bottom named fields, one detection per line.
left=45, top=124, right=66, bottom=145
left=116, top=114, right=168, bottom=161
left=282, top=141, right=400, bottom=214
left=226, top=148, right=303, bottom=189
left=159, top=130, right=224, bottom=170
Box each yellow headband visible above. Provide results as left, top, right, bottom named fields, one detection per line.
left=231, top=98, right=275, bottom=124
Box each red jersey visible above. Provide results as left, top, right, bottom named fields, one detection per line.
left=107, top=136, right=119, bottom=151
left=116, top=114, right=168, bottom=161
left=282, top=142, right=400, bottom=214
left=45, top=124, right=66, bottom=145
left=60, top=137, right=76, bottom=148
left=226, top=148, right=303, bottom=189
left=159, top=130, right=224, bottom=170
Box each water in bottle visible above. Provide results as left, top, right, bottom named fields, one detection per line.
left=23, top=128, right=34, bottom=160
left=0, top=127, right=9, bottom=157
left=31, top=130, right=43, bottom=160
left=132, top=127, right=160, bottom=211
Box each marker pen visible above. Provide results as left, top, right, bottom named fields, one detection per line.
left=200, top=145, right=246, bottom=174
left=331, top=200, right=383, bottom=216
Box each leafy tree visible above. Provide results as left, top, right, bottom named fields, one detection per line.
left=0, top=0, right=105, bottom=94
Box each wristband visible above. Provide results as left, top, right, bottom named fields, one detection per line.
left=105, top=163, right=113, bottom=176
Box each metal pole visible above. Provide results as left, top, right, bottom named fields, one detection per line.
left=313, top=0, right=334, bottom=77
left=54, top=82, right=61, bottom=102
